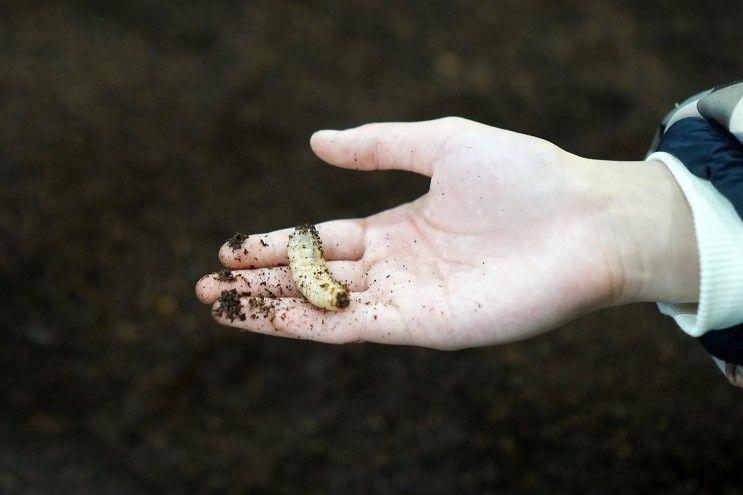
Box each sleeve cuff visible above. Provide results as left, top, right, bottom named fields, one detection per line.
left=647, top=151, right=743, bottom=336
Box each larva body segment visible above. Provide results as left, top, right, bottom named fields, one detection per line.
left=287, top=224, right=350, bottom=311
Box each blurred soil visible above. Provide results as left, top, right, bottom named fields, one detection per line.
left=1, top=1, right=742, bottom=493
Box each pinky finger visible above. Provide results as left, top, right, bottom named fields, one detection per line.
left=211, top=294, right=409, bottom=345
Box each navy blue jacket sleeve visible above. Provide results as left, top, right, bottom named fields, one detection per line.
left=650, top=81, right=743, bottom=365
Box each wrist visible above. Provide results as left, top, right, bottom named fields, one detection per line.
left=576, top=156, right=700, bottom=307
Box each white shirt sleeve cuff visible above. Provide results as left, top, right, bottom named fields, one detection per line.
left=647, top=151, right=743, bottom=336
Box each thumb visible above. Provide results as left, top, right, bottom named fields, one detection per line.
left=309, top=117, right=467, bottom=177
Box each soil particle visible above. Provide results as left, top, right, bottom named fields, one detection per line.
left=244, top=296, right=282, bottom=323
left=216, top=269, right=236, bottom=282
left=226, top=232, right=249, bottom=250
left=217, top=289, right=242, bottom=321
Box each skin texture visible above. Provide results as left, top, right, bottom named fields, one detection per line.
left=196, top=117, right=699, bottom=349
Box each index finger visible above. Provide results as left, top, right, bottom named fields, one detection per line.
left=219, top=218, right=367, bottom=269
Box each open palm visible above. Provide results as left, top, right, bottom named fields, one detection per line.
left=196, top=117, right=620, bottom=349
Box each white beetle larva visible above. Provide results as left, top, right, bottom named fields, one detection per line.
left=287, top=224, right=350, bottom=311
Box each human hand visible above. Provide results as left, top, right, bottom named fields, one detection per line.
left=196, top=117, right=699, bottom=349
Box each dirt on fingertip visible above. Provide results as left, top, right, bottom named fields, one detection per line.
left=226, top=232, right=249, bottom=250
left=217, top=289, right=242, bottom=321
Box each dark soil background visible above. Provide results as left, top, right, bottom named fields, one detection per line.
left=1, top=1, right=742, bottom=493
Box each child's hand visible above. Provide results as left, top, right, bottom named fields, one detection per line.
left=196, top=117, right=698, bottom=348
